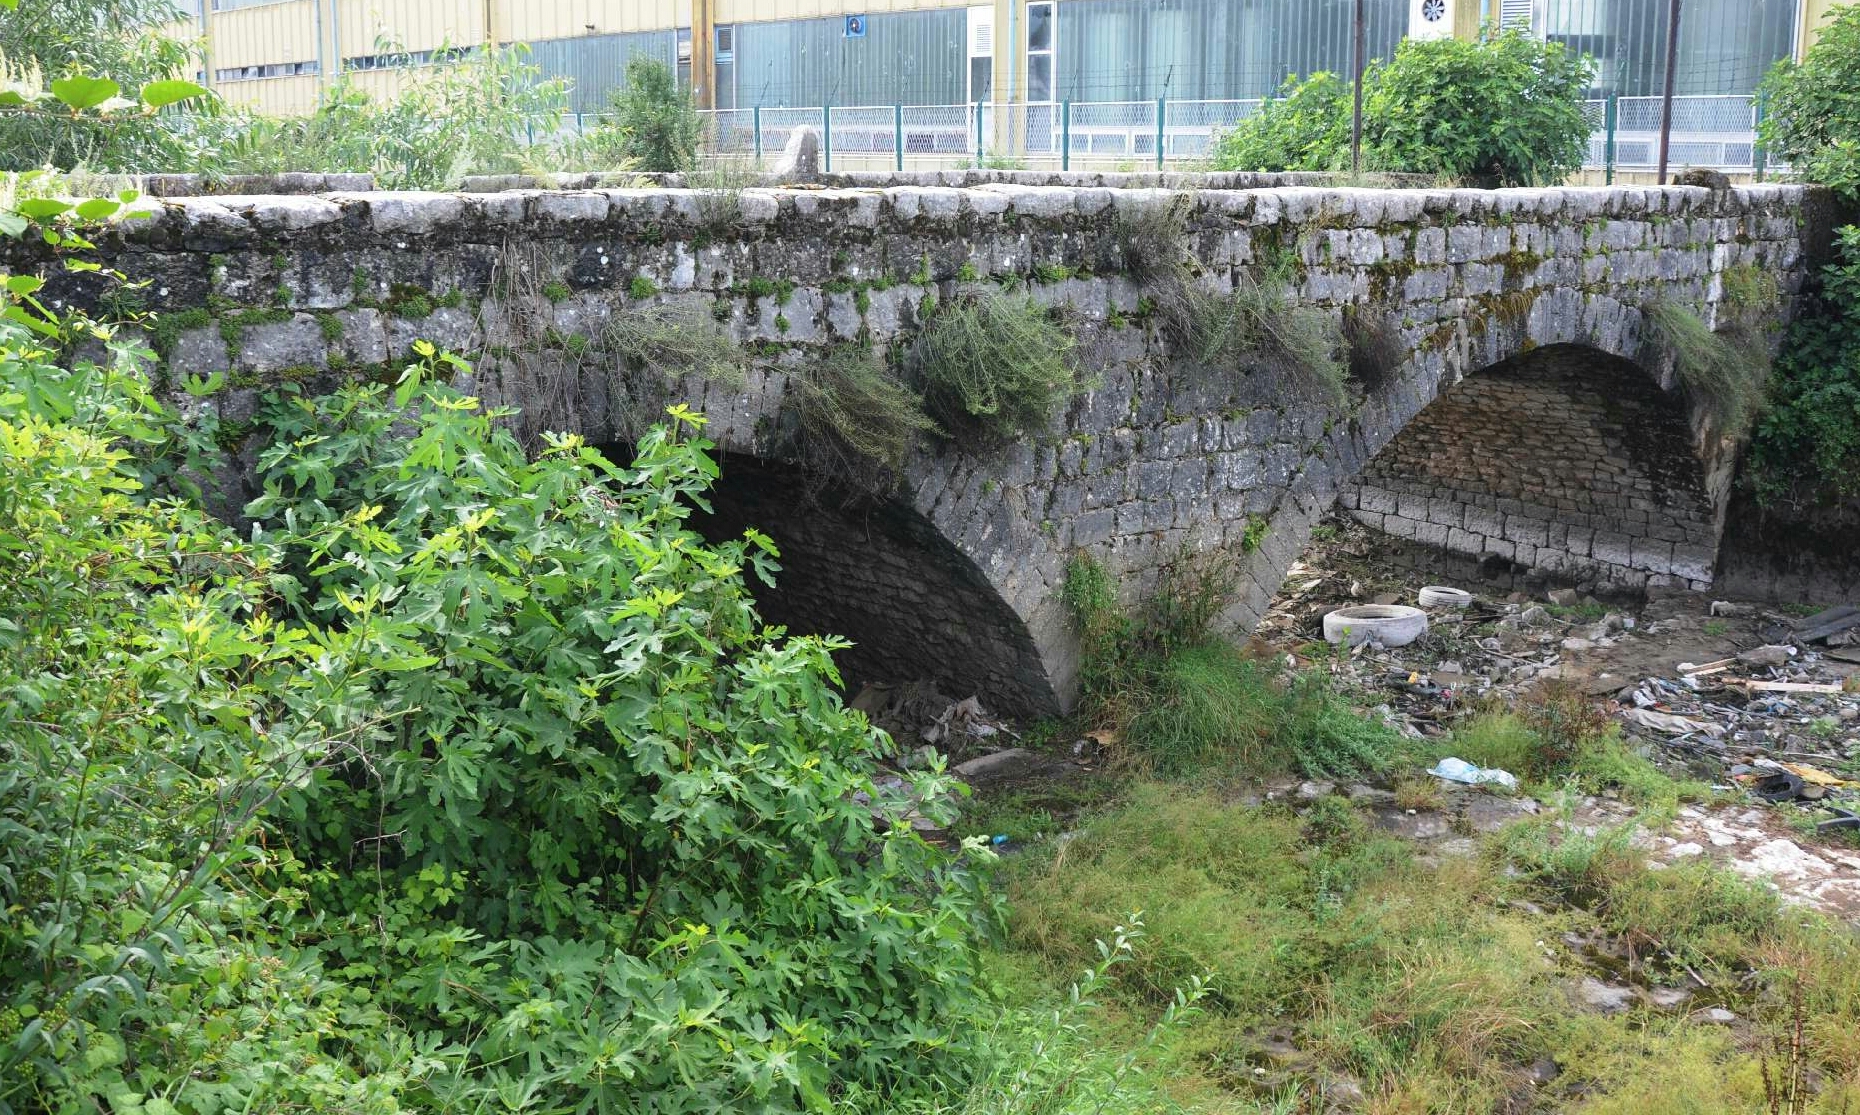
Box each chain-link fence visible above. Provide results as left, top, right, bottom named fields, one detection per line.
left=547, top=94, right=1768, bottom=177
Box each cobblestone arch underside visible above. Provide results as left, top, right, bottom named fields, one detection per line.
left=1340, top=344, right=1718, bottom=591
left=685, top=454, right=1058, bottom=718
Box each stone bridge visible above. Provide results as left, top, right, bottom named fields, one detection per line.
left=44, top=174, right=1825, bottom=716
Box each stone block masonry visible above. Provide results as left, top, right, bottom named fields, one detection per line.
left=1340, top=344, right=1720, bottom=591
left=17, top=178, right=1821, bottom=715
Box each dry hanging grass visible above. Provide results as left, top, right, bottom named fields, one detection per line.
left=907, top=284, right=1079, bottom=441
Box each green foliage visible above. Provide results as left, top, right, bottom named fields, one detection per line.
left=1210, top=72, right=1352, bottom=173
left=1364, top=31, right=1593, bottom=186
left=1760, top=4, right=1860, bottom=202
left=187, top=45, right=570, bottom=189
left=790, top=344, right=941, bottom=492
left=1643, top=299, right=1768, bottom=438
left=908, top=285, right=1079, bottom=441
left=629, top=273, right=660, bottom=299
left=602, top=56, right=702, bottom=173
left=1213, top=31, right=1593, bottom=186
left=0, top=0, right=208, bottom=172
left=0, top=274, right=997, bottom=1112
left=1748, top=225, right=1860, bottom=506
left=540, top=279, right=571, bottom=303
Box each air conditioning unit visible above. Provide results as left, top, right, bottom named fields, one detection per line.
left=1409, top=0, right=1456, bottom=40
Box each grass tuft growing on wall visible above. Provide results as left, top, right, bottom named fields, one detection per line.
left=789, top=344, right=941, bottom=495
left=1644, top=299, right=1768, bottom=438
left=601, top=299, right=745, bottom=385
left=908, top=285, right=1079, bottom=441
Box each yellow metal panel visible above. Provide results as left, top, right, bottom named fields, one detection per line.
left=496, top=0, right=680, bottom=39
left=718, top=0, right=968, bottom=20
left=1801, top=0, right=1842, bottom=57
left=335, top=0, right=487, bottom=58
left=210, top=1, right=319, bottom=68
left=213, top=73, right=321, bottom=114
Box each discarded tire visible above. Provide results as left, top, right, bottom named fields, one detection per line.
left=1322, top=604, right=1430, bottom=648
left=1417, top=586, right=1473, bottom=610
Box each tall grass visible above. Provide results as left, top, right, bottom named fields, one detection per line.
left=1644, top=299, right=1768, bottom=437
left=790, top=343, right=940, bottom=492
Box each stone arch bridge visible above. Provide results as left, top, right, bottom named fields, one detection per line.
left=47, top=174, right=1825, bottom=716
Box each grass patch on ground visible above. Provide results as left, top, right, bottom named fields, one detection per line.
left=981, top=783, right=1860, bottom=1113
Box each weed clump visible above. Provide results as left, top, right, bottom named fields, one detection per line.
left=1116, top=197, right=1348, bottom=404
left=1644, top=299, right=1768, bottom=437
left=907, top=285, right=1078, bottom=441
left=789, top=344, right=940, bottom=494
left=601, top=299, right=745, bottom=385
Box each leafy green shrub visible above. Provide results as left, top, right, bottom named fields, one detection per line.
left=1210, top=71, right=1351, bottom=173
left=1748, top=225, right=1860, bottom=506
left=908, top=285, right=1079, bottom=441
left=1212, top=31, right=1593, bottom=186
left=1760, top=4, right=1860, bottom=203
left=0, top=314, right=997, bottom=1110
left=1644, top=299, right=1767, bottom=437
left=1363, top=31, right=1593, bottom=187
left=604, top=55, right=702, bottom=173
left=790, top=344, right=941, bottom=491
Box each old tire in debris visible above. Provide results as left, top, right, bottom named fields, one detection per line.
left=1418, top=586, right=1473, bottom=610
left=1323, top=604, right=1430, bottom=648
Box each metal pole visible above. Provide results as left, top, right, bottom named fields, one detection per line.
left=1351, top=0, right=1366, bottom=176
left=753, top=105, right=762, bottom=162
left=894, top=103, right=904, bottom=171
left=1155, top=96, right=1166, bottom=170
left=1657, top=0, right=1682, bottom=184
left=823, top=104, right=832, bottom=173
left=1753, top=90, right=1768, bottom=181
left=1061, top=100, right=1070, bottom=172
left=976, top=100, right=984, bottom=165
left=1605, top=95, right=1618, bottom=185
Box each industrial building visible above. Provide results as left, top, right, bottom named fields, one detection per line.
left=173, top=0, right=1843, bottom=174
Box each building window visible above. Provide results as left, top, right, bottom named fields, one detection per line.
left=714, top=24, right=736, bottom=110
left=1026, top=0, right=1055, bottom=103
left=213, top=59, right=320, bottom=82
left=967, top=5, right=993, bottom=103
left=342, top=45, right=471, bottom=72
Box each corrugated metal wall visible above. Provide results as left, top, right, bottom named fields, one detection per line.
left=1535, top=0, right=1797, bottom=96
left=528, top=31, right=681, bottom=112
left=730, top=7, right=967, bottom=107
left=1057, top=0, right=1409, bottom=102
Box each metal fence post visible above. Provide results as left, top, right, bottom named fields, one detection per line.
left=753, top=105, right=762, bottom=162
left=894, top=104, right=904, bottom=171
left=975, top=100, right=984, bottom=166
left=823, top=104, right=832, bottom=172
left=1061, top=101, right=1071, bottom=172
left=1604, top=95, right=1618, bottom=186
left=1752, top=91, right=1768, bottom=182
left=1155, top=96, right=1166, bottom=170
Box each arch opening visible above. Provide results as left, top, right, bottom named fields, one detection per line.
left=680, top=454, right=1060, bottom=719
left=1339, top=344, right=1717, bottom=593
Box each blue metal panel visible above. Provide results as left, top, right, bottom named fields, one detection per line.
left=1058, top=0, right=1409, bottom=103
left=1538, top=0, right=1796, bottom=97
left=528, top=31, right=679, bottom=113
left=732, top=8, right=967, bottom=108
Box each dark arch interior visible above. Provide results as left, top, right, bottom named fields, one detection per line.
left=658, top=453, right=1058, bottom=720
left=1339, top=344, right=1718, bottom=591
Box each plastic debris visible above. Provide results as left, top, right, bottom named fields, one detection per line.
left=1428, top=757, right=1520, bottom=790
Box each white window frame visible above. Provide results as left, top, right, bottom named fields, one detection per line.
left=1025, top=0, right=1056, bottom=106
